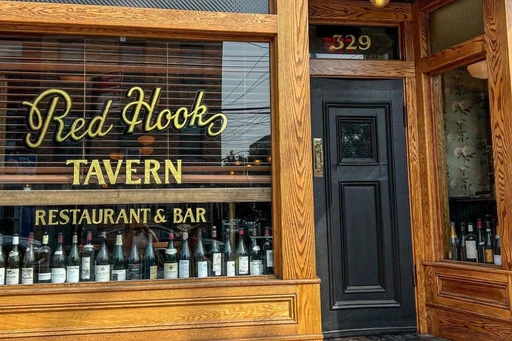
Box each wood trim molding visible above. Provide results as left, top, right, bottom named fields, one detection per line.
left=309, top=59, right=415, bottom=78
left=418, top=0, right=458, bottom=13
left=0, top=1, right=277, bottom=40
left=483, top=0, right=512, bottom=271
left=0, top=188, right=272, bottom=206
left=422, top=35, right=486, bottom=75
left=308, top=0, right=412, bottom=24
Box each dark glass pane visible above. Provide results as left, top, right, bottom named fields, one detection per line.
left=340, top=122, right=373, bottom=159
left=5, top=0, right=269, bottom=13
left=309, top=25, right=400, bottom=60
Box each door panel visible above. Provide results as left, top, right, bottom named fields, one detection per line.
left=312, top=78, right=416, bottom=337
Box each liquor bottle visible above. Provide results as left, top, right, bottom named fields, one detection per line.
left=195, top=229, right=208, bottom=278
left=235, top=228, right=249, bottom=276
left=81, top=231, right=95, bottom=282
left=144, top=233, right=157, bottom=280
left=209, top=226, right=222, bottom=277
left=51, top=232, right=66, bottom=284
left=36, top=230, right=52, bottom=283
left=476, top=219, right=485, bottom=263
left=0, top=234, right=4, bottom=285
left=465, top=223, right=478, bottom=262
left=250, top=236, right=263, bottom=276
left=163, top=232, right=178, bottom=279
left=262, top=228, right=274, bottom=274
left=127, top=234, right=142, bottom=281
left=179, top=232, right=191, bottom=278
left=66, top=232, right=81, bottom=283
left=224, top=234, right=236, bottom=277
left=6, top=233, right=21, bottom=285
left=95, top=232, right=110, bottom=282
left=448, top=222, right=459, bottom=260
left=21, top=232, right=36, bottom=284
left=111, top=231, right=126, bottom=282
left=494, top=230, right=502, bottom=266
left=459, top=223, right=467, bottom=261
left=484, top=225, right=494, bottom=264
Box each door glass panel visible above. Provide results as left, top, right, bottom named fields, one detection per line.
left=339, top=119, right=376, bottom=162
left=4, top=0, right=270, bottom=13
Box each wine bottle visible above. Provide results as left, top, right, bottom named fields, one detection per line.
left=0, top=234, right=4, bottom=285
left=449, top=222, right=459, bottom=260
left=6, top=233, right=21, bottom=285
left=195, top=229, right=208, bottom=278
left=459, top=223, right=467, bottom=261
left=494, top=230, right=502, bottom=266
left=164, top=232, right=178, bottom=279
left=95, top=232, right=110, bottom=282
left=144, top=233, right=157, bottom=280
left=66, top=232, right=81, bottom=283
left=50, top=232, right=66, bottom=284
left=262, top=228, right=274, bottom=274
left=21, top=232, right=36, bottom=284
left=476, top=219, right=485, bottom=263
left=484, top=224, right=494, bottom=264
left=465, top=223, right=477, bottom=262
left=111, top=231, right=126, bottom=282
left=127, top=233, right=142, bottom=281
left=81, top=231, right=95, bottom=282
left=235, top=228, right=249, bottom=276
left=36, top=230, right=52, bottom=283
left=224, top=234, right=236, bottom=277
left=249, top=235, right=263, bottom=276
left=209, top=226, right=222, bottom=277
left=179, top=232, right=191, bottom=278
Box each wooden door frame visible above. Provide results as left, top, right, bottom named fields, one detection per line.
left=308, top=0, right=428, bottom=334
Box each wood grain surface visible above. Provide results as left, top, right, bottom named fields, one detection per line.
left=418, top=0, right=458, bottom=13
left=310, top=59, right=415, bottom=78
left=484, top=0, right=512, bottom=271
left=0, top=2, right=277, bottom=41
left=422, top=35, right=486, bottom=75
left=309, top=0, right=412, bottom=24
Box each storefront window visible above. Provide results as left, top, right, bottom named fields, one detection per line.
left=0, top=34, right=272, bottom=284
left=438, top=61, right=500, bottom=266
left=5, top=0, right=270, bottom=13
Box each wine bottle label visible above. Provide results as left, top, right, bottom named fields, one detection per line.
left=212, top=253, right=222, bottom=273
left=81, top=257, right=91, bottom=280
left=9, top=251, right=18, bottom=257
left=178, top=260, right=189, bottom=278
left=465, top=241, right=477, bottom=259
left=166, top=248, right=177, bottom=255
left=21, top=268, right=34, bottom=284
left=66, top=266, right=80, bottom=283
left=54, top=251, right=63, bottom=255
left=266, top=250, right=274, bottom=267
left=494, top=255, right=502, bottom=265
left=253, top=246, right=261, bottom=251
left=238, top=256, right=249, bottom=275
left=112, top=269, right=126, bottom=281
left=95, top=265, right=111, bottom=282
left=197, top=261, right=208, bottom=278
left=127, top=263, right=142, bottom=280
left=485, top=249, right=494, bottom=263
left=250, top=260, right=263, bottom=275
left=6, top=269, right=19, bottom=285
left=38, top=272, right=51, bottom=281
left=150, top=265, right=158, bottom=279
left=0, top=268, right=4, bottom=285
left=51, top=268, right=66, bottom=283
left=226, top=261, right=236, bottom=276
left=164, top=262, right=178, bottom=279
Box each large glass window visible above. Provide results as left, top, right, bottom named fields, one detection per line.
left=438, top=61, right=500, bottom=266
left=0, top=34, right=273, bottom=285
left=4, top=0, right=270, bottom=13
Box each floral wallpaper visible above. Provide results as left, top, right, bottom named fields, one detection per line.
left=443, top=67, right=491, bottom=197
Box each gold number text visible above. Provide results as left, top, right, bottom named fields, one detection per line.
left=332, top=35, right=344, bottom=50
left=358, top=35, right=371, bottom=50
left=346, top=35, right=357, bottom=50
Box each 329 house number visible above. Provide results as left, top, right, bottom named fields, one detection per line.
left=330, top=34, right=372, bottom=51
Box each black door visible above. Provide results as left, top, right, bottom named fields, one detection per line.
left=311, top=78, right=416, bottom=337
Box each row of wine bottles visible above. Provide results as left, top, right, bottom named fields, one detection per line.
left=0, top=226, right=274, bottom=285
left=448, top=219, right=501, bottom=265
